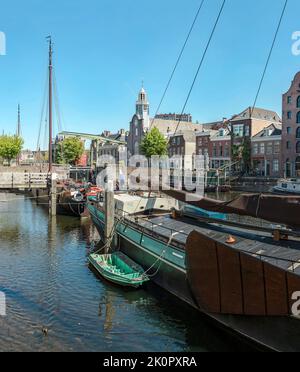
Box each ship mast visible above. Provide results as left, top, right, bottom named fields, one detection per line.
left=17, top=104, right=21, bottom=137
left=47, top=36, right=53, bottom=173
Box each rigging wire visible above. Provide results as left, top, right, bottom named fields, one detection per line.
left=150, top=0, right=206, bottom=129
left=250, top=0, right=288, bottom=117
left=36, top=67, right=49, bottom=152
left=53, top=69, right=63, bottom=134
left=173, top=0, right=226, bottom=136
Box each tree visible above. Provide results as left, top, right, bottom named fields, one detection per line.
left=0, top=135, right=24, bottom=165
left=55, top=137, right=84, bottom=165
left=140, top=127, right=168, bottom=158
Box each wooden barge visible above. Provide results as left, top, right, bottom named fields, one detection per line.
left=87, top=192, right=300, bottom=351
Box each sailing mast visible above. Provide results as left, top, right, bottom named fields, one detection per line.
left=17, top=104, right=21, bottom=137
left=47, top=36, right=53, bottom=173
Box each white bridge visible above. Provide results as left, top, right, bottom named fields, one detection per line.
left=0, top=173, right=50, bottom=189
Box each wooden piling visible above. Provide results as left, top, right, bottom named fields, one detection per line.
left=104, top=183, right=115, bottom=254
left=50, top=173, right=57, bottom=216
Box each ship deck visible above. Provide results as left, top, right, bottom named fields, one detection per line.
left=130, top=214, right=300, bottom=275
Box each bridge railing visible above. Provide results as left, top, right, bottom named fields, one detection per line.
left=0, top=173, right=50, bottom=189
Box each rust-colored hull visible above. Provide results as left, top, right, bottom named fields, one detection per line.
left=186, top=230, right=300, bottom=316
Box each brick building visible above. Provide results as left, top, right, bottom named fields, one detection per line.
left=209, top=128, right=231, bottom=169
left=230, top=107, right=281, bottom=172
left=281, top=71, right=300, bottom=177
left=155, top=113, right=193, bottom=123
left=168, top=131, right=196, bottom=170
left=251, top=123, right=282, bottom=177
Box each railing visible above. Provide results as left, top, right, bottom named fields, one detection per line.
left=0, top=172, right=50, bottom=189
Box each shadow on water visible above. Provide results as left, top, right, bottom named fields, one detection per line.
left=0, top=192, right=257, bottom=352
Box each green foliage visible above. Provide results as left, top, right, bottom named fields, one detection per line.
left=140, top=127, right=168, bottom=158
left=0, top=135, right=24, bottom=164
left=55, top=137, right=84, bottom=165
left=231, top=139, right=251, bottom=172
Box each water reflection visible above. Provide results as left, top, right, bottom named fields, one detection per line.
left=0, top=192, right=254, bottom=352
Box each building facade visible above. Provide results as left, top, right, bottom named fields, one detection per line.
left=230, top=107, right=281, bottom=172
left=128, top=87, right=202, bottom=156
left=90, top=129, right=127, bottom=167
left=251, top=124, right=282, bottom=177
left=128, top=88, right=150, bottom=156
left=209, top=128, right=231, bottom=169
left=155, top=113, right=192, bottom=122
left=168, top=131, right=196, bottom=170
left=282, top=71, right=300, bottom=177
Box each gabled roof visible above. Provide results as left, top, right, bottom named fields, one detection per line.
left=231, top=107, right=281, bottom=123
left=252, top=123, right=282, bottom=139
left=168, top=130, right=196, bottom=143
left=150, top=118, right=202, bottom=136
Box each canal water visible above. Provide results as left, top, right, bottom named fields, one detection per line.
left=0, top=192, right=254, bottom=352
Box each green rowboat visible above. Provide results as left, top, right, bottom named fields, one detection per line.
left=88, top=251, right=149, bottom=288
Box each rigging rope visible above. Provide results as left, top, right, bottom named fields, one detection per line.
left=250, top=0, right=288, bottom=117
left=173, top=0, right=226, bottom=136
left=150, top=0, right=206, bottom=129
left=36, top=67, right=49, bottom=152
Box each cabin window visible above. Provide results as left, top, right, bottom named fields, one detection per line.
left=282, top=183, right=288, bottom=189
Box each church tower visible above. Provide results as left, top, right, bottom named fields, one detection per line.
left=136, top=87, right=150, bottom=129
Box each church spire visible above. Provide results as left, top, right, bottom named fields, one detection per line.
left=136, top=85, right=150, bottom=128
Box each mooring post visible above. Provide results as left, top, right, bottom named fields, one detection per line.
left=104, top=181, right=115, bottom=254
left=50, top=173, right=57, bottom=216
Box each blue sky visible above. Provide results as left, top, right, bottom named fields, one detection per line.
left=0, top=0, right=300, bottom=149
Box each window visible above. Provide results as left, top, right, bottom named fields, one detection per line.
left=233, top=124, right=244, bottom=137
left=273, top=159, right=279, bottom=173
left=213, top=144, right=217, bottom=157
left=260, top=143, right=265, bottom=154
left=274, top=142, right=280, bottom=154
left=287, top=141, right=291, bottom=150
left=297, top=96, right=300, bottom=108
left=297, top=128, right=300, bottom=139
left=287, top=127, right=292, bottom=134
left=297, top=112, right=300, bottom=124
left=219, top=145, right=223, bottom=157
left=288, top=96, right=292, bottom=104
left=267, top=143, right=273, bottom=155
left=224, top=145, right=230, bottom=157
left=297, top=142, right=300, bottom=154
left=245, top=126, right=250, bottom=136
left=288, top=111, right=292, bottom=120
left=253, top=143, right=258, bottom=155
